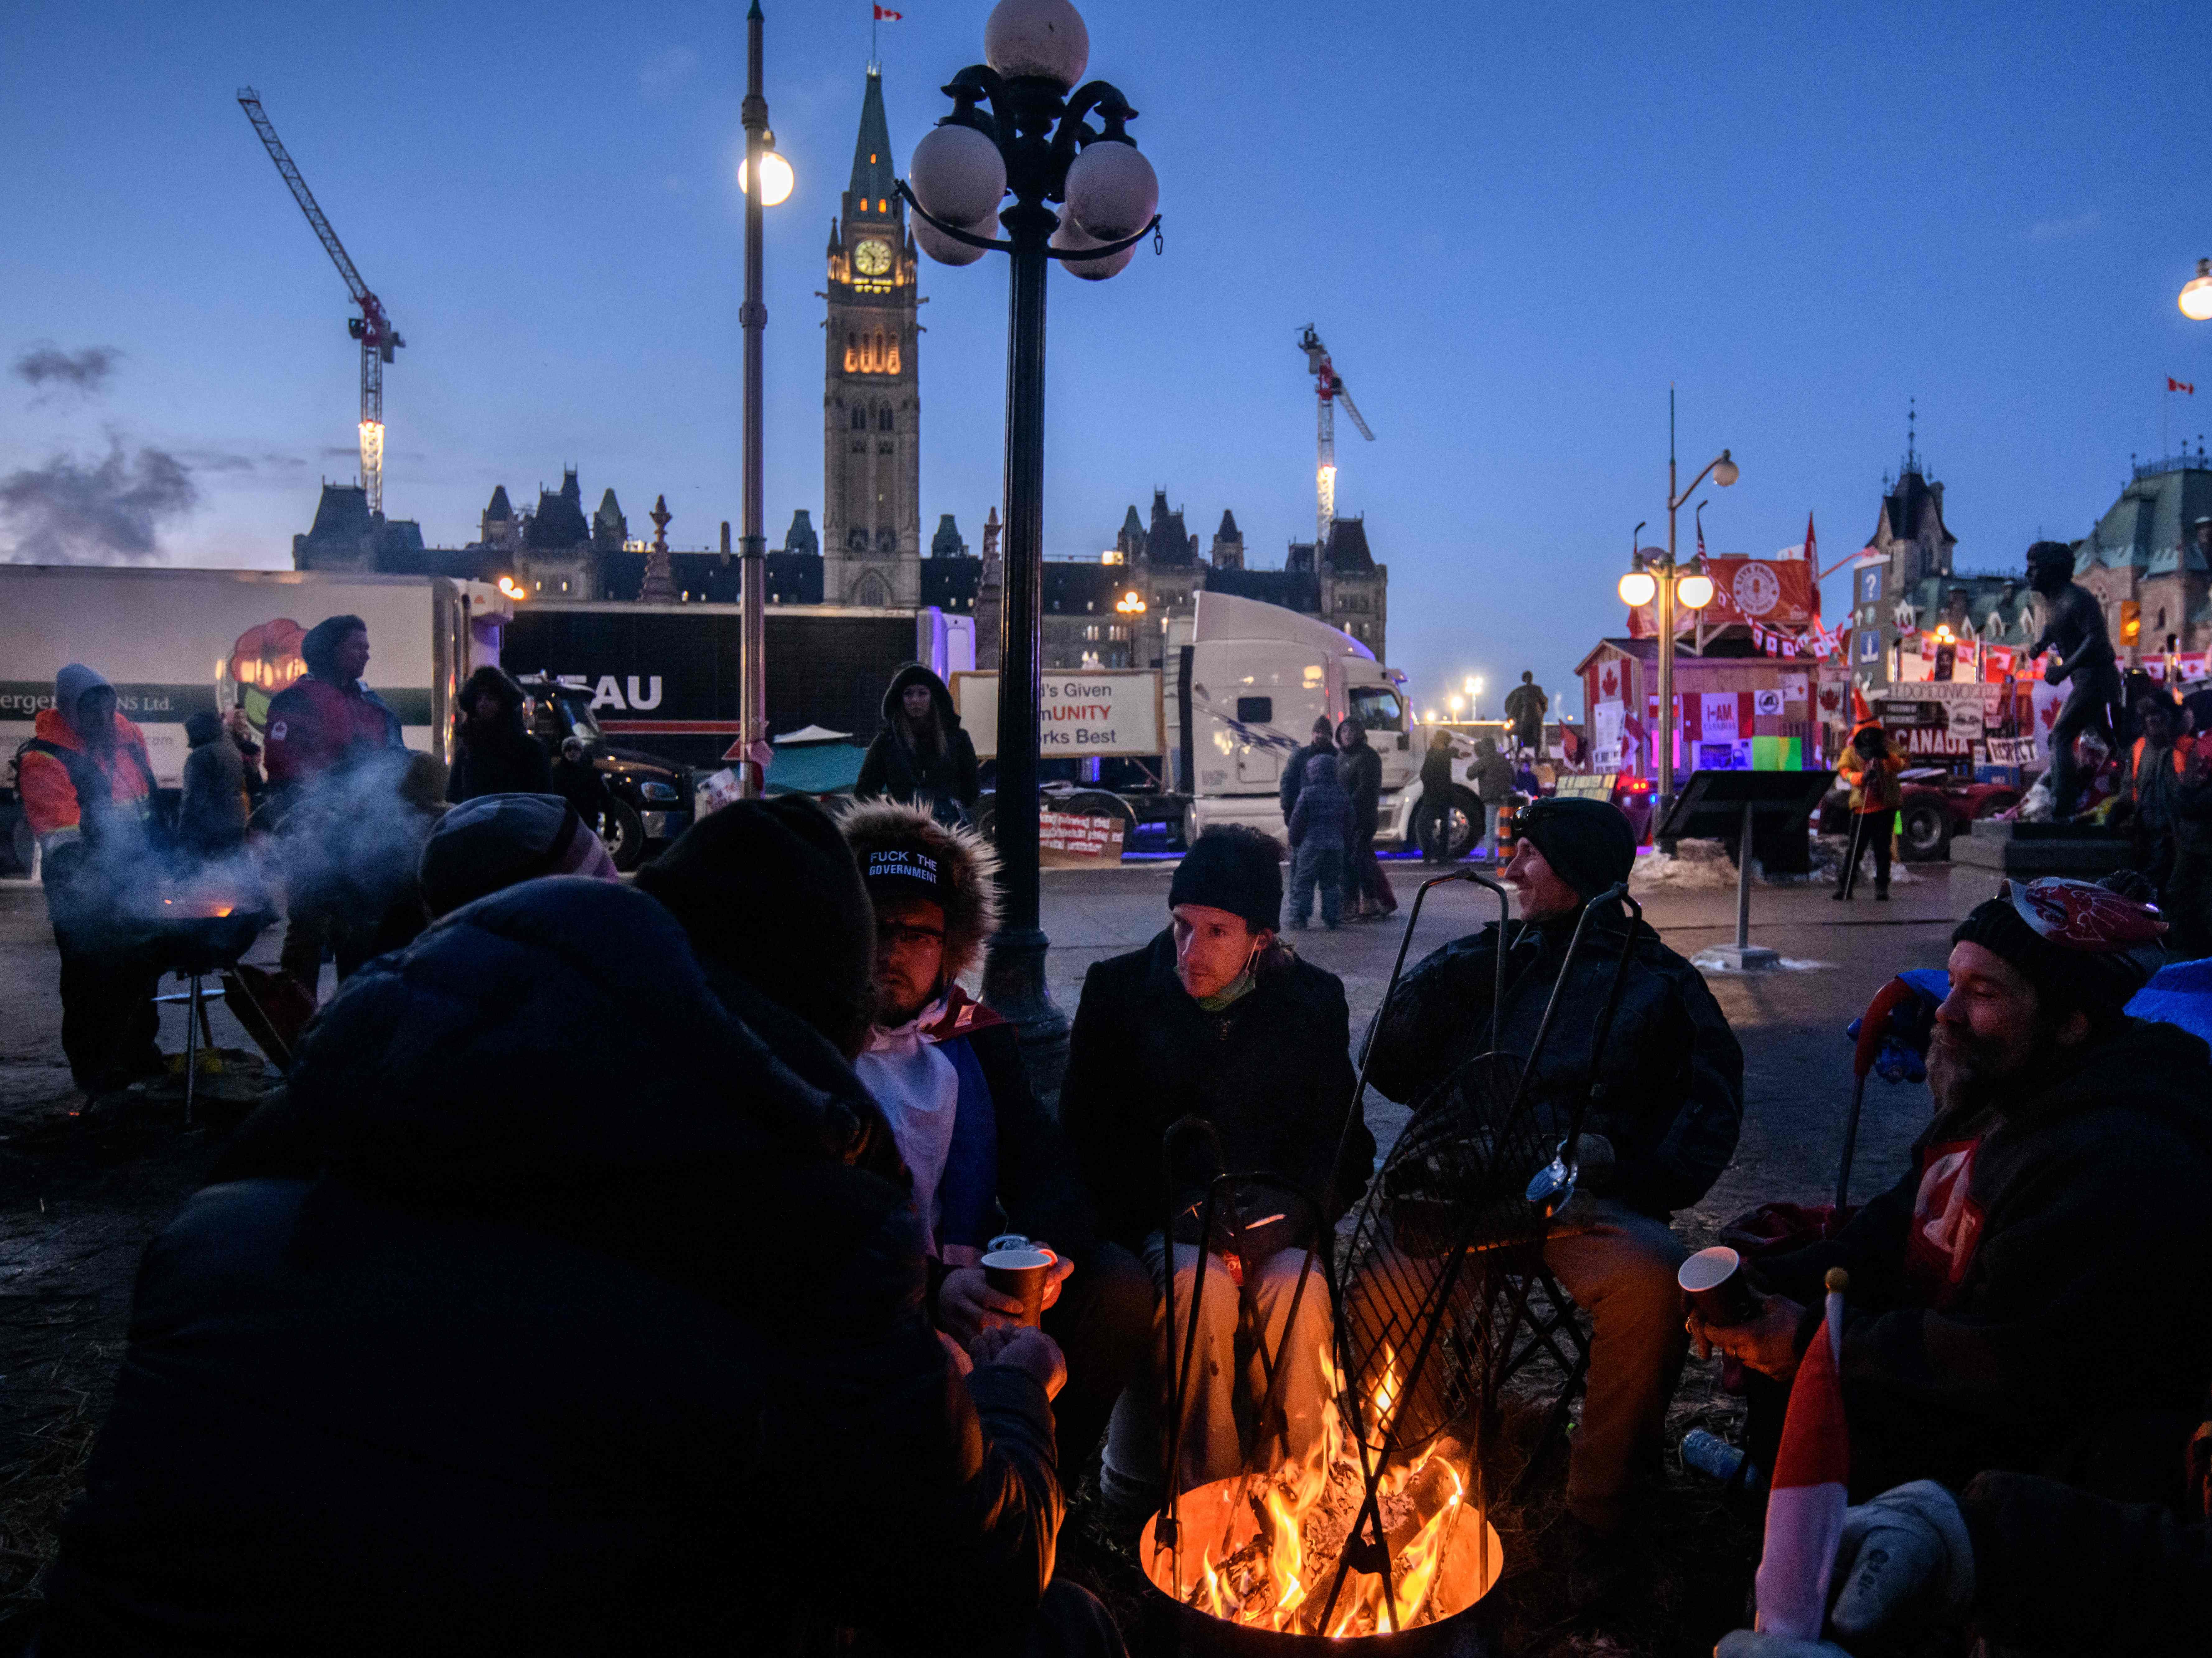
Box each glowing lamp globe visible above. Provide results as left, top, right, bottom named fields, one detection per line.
left=1050, top=212, right=1134, bottom=281
left=910, top=123, right=1006, bottom=229
left=2182, top=260, right=2212, bottom=322
left=914, top=208, right=997, bottom=267
left=1712, top=451, right=1740, bottom=487
left=1677, top=573, right=1715, bottom=611
left=737, top=151, right=795, bottom=207
left=1618, top=569, right=1657, bottom=607
left=984, top=0, right=1089, bottom=89
left=1064, top=140, right=1157, bottom=242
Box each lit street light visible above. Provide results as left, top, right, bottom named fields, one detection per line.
left=1617, top=395, right=1736, bottom=824
left=2182, top=258, right=2212, bottom=322
left=905, top=0, right=1161, bottom=1086
left=737, top=2, right=795, bottom=798
left=1447, top=693, right=1464, bottom=718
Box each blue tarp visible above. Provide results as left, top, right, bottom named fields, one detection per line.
left=765, top=742, right=867, bottom=797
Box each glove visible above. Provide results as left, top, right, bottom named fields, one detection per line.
left=1844, top=973, right=1945, bottom=1084
left=1713, top=1632, right=1846, bottom=1657
left=1827, top=1480, right=1976, bottom=1639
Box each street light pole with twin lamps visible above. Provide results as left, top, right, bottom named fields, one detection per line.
left=904, top=0, right=1161, bottom=1090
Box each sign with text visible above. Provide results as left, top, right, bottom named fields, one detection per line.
left=952, top=670, right=1165, bottom=759
left=1039, top=810, right=1128, bottom=864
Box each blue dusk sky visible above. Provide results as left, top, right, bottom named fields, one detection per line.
left=4, top=1, right=2208, bottom=716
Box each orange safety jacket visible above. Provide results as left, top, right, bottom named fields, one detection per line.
left=17, top=706, right=156, bottom=857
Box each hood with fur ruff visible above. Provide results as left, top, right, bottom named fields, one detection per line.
left=840, top=798, right=1000, bottom=984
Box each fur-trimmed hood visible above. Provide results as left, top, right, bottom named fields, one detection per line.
left=840, top=799, right=1001, bottom=984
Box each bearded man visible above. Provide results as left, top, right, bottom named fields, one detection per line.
left=1696, top=878, right=2212, bottom=1503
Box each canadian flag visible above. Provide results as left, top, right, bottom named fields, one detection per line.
left=874, top=4, right=903, bottom=18
left=1754, top=1283, right=1850, bottom=1638
left=2170, top=377, right=2196, bottom=395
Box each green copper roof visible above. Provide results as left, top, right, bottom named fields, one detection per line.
left=845, top=68, right=898, bottom=219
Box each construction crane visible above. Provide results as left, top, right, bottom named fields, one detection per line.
left=237, top=87, right=404, bottom=517
left=1297, top=324, right=1373, bottom=553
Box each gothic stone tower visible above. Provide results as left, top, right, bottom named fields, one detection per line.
left=822, top=67, right=921, bottom=609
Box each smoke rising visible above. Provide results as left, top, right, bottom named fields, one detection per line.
left=0, top=437, right=199, bottom=563
left=13, top=344, right=120, bottom=396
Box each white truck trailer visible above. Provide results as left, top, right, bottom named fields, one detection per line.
left=0, top=566, right=508, bottom=873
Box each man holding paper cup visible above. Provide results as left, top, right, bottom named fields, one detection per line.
left=843, top=802, right=1153, bottom=1478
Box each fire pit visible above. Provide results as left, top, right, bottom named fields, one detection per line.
left=136, top=879, right=278, bottom=1122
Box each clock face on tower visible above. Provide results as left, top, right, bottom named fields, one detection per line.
left=853, top=239, right=893, bottom=277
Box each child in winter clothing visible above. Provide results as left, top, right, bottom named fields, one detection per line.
left=1286, top=752, right=1350, bottom=929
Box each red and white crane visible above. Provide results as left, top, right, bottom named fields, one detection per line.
left=1297, top=324, right=1373, bottom=552
left=237, top=87, right=405, bottom=517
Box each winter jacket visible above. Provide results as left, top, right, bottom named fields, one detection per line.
left=856, top=664, right=980, bottom=825
left=1288, top=754, right=1352, bottom=851
left=177, top=732, right=249, bottom=859
left=1838, top=740, right=1906, bottom=814
left=1060, top=928, right=1375, bottom=1255
left=1758, top=1018, right=2212, bottom=1502
left=1468, top=747, right=1516, bottom=804
left=1338, top=737, right=1382, bottom=841
left=1953, top=1466, right=2211, bottom=1654
left=1278, top=738, right=1334, bottom=824
left=17, top=705, right=156, bottom=862
left=1419, top=746, right=1454, bottom=802
left=447, top=721, right=554, bottom=802
left=1368, top=907, right=1744, bottom=1219
left=40, top=879, right=1060, bottom=1656
left=264, top=672, right=404, bottom=790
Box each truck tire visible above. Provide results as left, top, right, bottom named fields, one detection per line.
left=1899, top=801, right=1950, bottom=862
left=1444, top=787, right=1484, bottom=860
left=601, top=799, right=648, bottom=872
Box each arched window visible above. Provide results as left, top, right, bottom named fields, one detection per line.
left=877, top=406, right=894, bottom=432
left=848, top=529, right=869, bottom=551
left=877, top=527, right=897, bottom=554
left=851, top=406, right=867, bottom=430
left=886, top=336, right=902, bottom=373
left=844, top=332, right=858, bottom=372
left=853, top=571, right=891, bottom=607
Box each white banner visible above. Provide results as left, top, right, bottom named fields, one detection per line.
left=952, top=669, right=1165, bottom=759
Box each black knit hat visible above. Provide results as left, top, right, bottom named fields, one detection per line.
left=419, top=793, right=616, bottom=917
left=1514, top=797, right=1637, bottom=901
left=635, top=796, right=876, bottom=1058
left=1952, top=877, right=2162, bottom=1028
left=1169, top=824, right=1283, bottom=935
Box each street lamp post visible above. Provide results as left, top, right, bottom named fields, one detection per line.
left=1619, top=394, right=1735, bottom=825
left=738, top=2, right=794, bottom=798
left=905, top=0, right=1161, bottom=1090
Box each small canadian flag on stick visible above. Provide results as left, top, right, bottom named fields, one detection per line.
left=1753, top=1268, right=1851, bottom=1639
left=2170, top=377, right=2196, bottom=395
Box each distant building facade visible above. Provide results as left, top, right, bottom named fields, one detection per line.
left=2069, top=449, right=2212, bottom=662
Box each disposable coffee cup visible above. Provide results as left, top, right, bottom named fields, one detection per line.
left=982, top=1248, right=1055, bottom=1327
left=1678, top=1246, right=1763, bottom=1327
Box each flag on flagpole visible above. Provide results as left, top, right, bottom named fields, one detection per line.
left=2170, top=377, right=2196, bottom=395
left=1754, top=1274, right=1850, bottom=1639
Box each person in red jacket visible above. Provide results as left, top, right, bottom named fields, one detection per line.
left=15, top=663, right=164, bottom=1092
left=264, top=615, right=405, bottom=995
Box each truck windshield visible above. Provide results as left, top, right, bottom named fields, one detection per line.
left=1348, top=686, right=1405, bottom=734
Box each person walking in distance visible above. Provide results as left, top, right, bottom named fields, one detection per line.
left=1416, top=728, right=1457, bottom=863
left=1285, top=754, right=1350, bottom=930
left=1336, top=716, right=1395, bottom=920
left=1835, top=721, right=1905, bottom=901
left=1468, top=735, right=1515, bottom=862
left=856, top=663, right=980, bottom=827
left=1278, top=715, right=1336, bottom=829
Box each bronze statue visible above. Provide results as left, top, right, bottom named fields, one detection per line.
left=2024, top=540, right=2121, bottom=818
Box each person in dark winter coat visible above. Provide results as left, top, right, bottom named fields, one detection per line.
left=1717, top=1455, right=2212, bottom=1658
left=1361, top=797, right=1742, bottom=1548
left=1286, top=752, right=1351, bottom=929
left=446, top=665, right=553, bottom=803
left=1415, top=729, right=1457, bottom=863
left=1699, top=878, right=2212, bottom=1507
left=1467, top=736, right=1515, bottom=861
left=1278, top=715, right=1337, bottom=826
left=843, top=800, right=1153, bottom=1477
left=177, top=710, right=249, bottom=860
left=856, top=663, right=980, bottom=826
left=418, top=793, right=620, bottom=917
left=1336, top=716, right=1394, bottom=919
left=42, top=868, right=1092, bottom=1655
left=1062, top=825, right=1374, bottom=1501
left=549, top=733, right=613, bottom=831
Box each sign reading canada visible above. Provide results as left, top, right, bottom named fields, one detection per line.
left=952, top=670, right=1165, bottom=760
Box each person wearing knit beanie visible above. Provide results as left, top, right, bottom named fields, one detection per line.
left=635, top=796, right=876, bottom=1060
left=1512, top=796, right=1638, bottom=904
left=419, top=793, right=620, bottom=918
left=1949, top=878, right=2165, bottom=1037
left=1167, top=823, right=1283, bottom=941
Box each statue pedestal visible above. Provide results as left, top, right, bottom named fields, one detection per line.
left=1951, top=820, right=2132, bottom=915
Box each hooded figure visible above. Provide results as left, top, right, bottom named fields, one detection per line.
left=446, top=665, right=554, bottom=803
left=841, top=800, right=1152, bottom=1476
left=855, top=663, right=980, bottom=827
left=177, top=709, right=249, bottom=860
